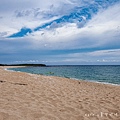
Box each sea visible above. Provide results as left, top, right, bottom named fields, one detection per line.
left=8, top=65, right=120, bottom=85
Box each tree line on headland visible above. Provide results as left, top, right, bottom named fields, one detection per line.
left=0, top=64, right=46, bottom=67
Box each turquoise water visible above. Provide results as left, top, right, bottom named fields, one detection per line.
left=8, top=65, right=120, bottom=85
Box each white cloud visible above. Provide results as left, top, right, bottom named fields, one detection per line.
left=0, top=0, right=82, bottom=37
left=20, top=1, right=119, bottom=50
left=55, top=49, right=120, bottom=64
left=89, top=49, right=120, bottom=57
left=87, top=2, right=120, bottom=32
left=0, top=0, right=82, bottom=14
left=0, top=0, right=120, bottom=64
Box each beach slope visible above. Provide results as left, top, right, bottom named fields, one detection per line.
left=0, top=66, right=120, bottom=120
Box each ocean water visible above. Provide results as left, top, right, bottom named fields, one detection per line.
left=8, top=65, right=120, bottom=85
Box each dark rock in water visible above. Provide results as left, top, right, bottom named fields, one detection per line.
left=46, top=72, right=54, bottom=75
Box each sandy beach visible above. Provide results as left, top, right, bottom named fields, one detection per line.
left=0, top=66, right=120, bottom=120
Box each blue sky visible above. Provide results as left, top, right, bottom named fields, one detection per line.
left=0, top=0, right=120, bottom=65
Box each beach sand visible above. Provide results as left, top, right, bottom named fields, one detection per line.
left=0, top=66, right=120, bottom=120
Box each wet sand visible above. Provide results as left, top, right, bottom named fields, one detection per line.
left=0, top=66, right=120, bottom=120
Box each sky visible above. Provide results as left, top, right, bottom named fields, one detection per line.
left=0, top=0, right=120, bottom=65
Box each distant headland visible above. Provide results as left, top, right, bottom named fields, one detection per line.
left=0, top=64, right=46, bottom=67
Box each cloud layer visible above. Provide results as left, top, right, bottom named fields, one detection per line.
left=0, top=0, right=120, bottom=64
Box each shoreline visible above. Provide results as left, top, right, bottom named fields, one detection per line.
left=0, top=66, right=120, bottom=120
left=6, top=66, right=120, bottom=87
